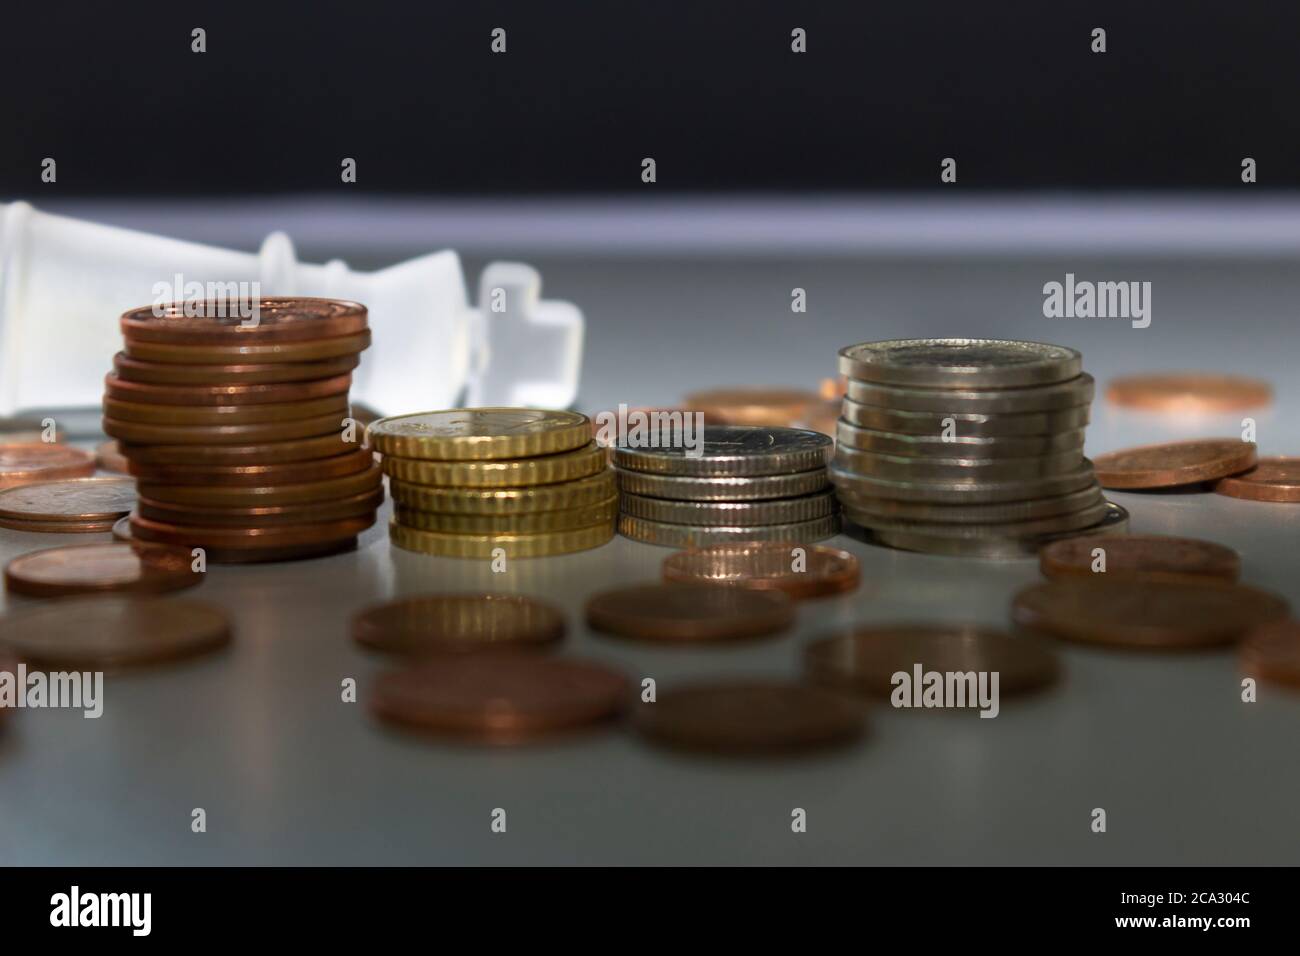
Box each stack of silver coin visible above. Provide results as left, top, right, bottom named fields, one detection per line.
left=830, top=339, right=1129, bottom=557
left=614, top=425, right=839, bottom=547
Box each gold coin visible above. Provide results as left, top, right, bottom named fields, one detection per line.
left=383, top=442, right=606, bottom=488
left=389, top=520, right=614, bottom=558
left=103, top=412, right=344, bottom=445
left=122, top=329, right=371, bottom=364
left=102, top=394, right=349, bottom=426
left=389, top=471, right=616, bottom=514
left=395, top=496, right=617, bottom=533
left=138, top=463, right=382, bottom=507
left=368, top=408, right=591, bottom=460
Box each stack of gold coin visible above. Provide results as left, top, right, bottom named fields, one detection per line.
left=613, top=425, right=838, bottom=547
left=370, top=409, right=615, bottom=558
left=830, top=339, right=1126, bottom=557
left=104, top=298, right=380, bottom=562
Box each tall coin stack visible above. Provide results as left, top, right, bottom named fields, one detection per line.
left=370, top=409, right=617, bottom=558
left=106, top=298, right=382, bottom=562
left=830, top=339, right=1126, bottom=557
left=615, top=425, right=839, bottom=547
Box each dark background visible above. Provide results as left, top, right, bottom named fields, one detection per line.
left=1, top=0, right=1295, bottom=195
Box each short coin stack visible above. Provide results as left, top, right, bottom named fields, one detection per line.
left=106, top=298, right=381, bottom=562
left=831, top=338, right=1125, bottom=557
left=614, top=425, right=838, bottom=547
left=371, top=409, right=616, bottom=558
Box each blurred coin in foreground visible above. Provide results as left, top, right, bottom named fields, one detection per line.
left=352, top=594, right=565, bottom=656
left=1239, top=621, right=1300, bottom=689
left=1038, top=534, right=1240, bottom=584
left=1106, top=373, right=1272, bottom=413
left=662, top=542, right=859, bottom=599
left=585, top=582, right=794, bottom=643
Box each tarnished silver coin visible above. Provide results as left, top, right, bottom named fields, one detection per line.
left=840, top=398, right=1091, bottom=437
left=862, top=502, right=1129, bottom=558
left=837, top=482, right=1104, bottom=524
left=829, top=460, right=1097, bottom=504
left=834, top=445, right=1083, bottom=481
left=620, top=490, right=837, bottom=526
left=613, top=426, right=832, bottom=477
left=838, top=339, right=1082, bottom=389
left=836, top=419, right=1086, bottom=458
left=613, top=467, right=829, bottom=501
left=618, top=513, right=840, bottom=548
left=844, top=498, right=1109, bottom=538
left=846, top=374, right=1095, bottom=414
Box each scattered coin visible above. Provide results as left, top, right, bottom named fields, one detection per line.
left=681, top=388, right=821, bottom=427
left=840, top=339, right=1082, bottom=389
left=103, top=412, right=344, bottom=446
left=95, top=440, right=131, bottom=474
left=104, top=371, right=353, bottom=406
left=119, top=432, right=357, bottom=466
left=389, top=521, right=614, bottom=558
left=370, top=655, right=629, bottom=743
left=1012, top=578, right=1289, bottom=649
left=866, top=501, right=1130, bottom=558
left=123, top=328, right=371, bottom=364
left=634, top=681, right=865, bottom=754
left=1106, top=373, right=1272, bottom=413
left=613, top=468, right=829, bottom=501
left=0, top=477, right=135, bottom=531
left=585, top=582, right=794, bottom=642
left=352, top=594, right=565, bottom=656
left=1213, top=457, right=1300, bottom=502
left=137, top=463, right=382, bottom=507
left=836, top=420, right=1085, bottom=458
left=113, top=350, right=360, bottom=385
left=394, top=497, right=617, bottom=534
left=120, top=297, right=368, bottom=344
left=0, top=443, right=95, bottom=490
left=383, top=441, right=606, bottom=488
left=846, top=373, right=1095, bottom=414
left=662, top=542, right=859, bottom=599
left=126, top=446, right=374, bottom=486
left=1092, top=438, right=1257, bottom=489
left=839, top=398, right=1090, bottom=436
left=1239, top=621, right=1300, bottom=689
left=104, top=393, right=349, bottom=426
left=620, top=489, right=837, bottom=526
left=840, top=482, right=1103, bottom=524
left=1039, top=534, right=1241, bottom=584
left=618, top=513, right=841, bottom=548
left=388, top=470, right=616, bottom=514
left=613, top=426, right=832, bottom=478
left=4, top=542, right=201, bottom=597
left=369, top=408, right=592, bottom=460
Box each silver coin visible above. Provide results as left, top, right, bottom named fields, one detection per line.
left=834, top=445, right=1083, bottom=481
left=828, top=460, right=1097, bottom=504
left=837, top=482, right=1104, bottom=524
left=838, top=339, right=1082, bottom=389
left=620, top=490, right=837, bottom=526
left=613, top=467, right=829, bottom=501
left=844, top=498, right=1109, bottom=538
left=840, top=398, right=1091, bottom=437
left=846, top=374, right=1095, bottom=414
left=858, top=502, right=1129, bottom=558
left=618, top=513, right=841, bottom=548
left=613, top=425, right=832, bottom=477
left=836, top=419, right=1085, bottom=459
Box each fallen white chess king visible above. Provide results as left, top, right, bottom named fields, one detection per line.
left=0, top=201, right=584, bottom=417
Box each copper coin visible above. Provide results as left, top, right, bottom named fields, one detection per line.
left=103, top=411, right=344, bottom=445
left=129, top=513, right=374, bottom=550
left=1239, top=621, right=1300, bottom=689
left=138, top=462, right=381, bottom=506
left=370, top=655, right=629, bottom=743
left=113, top=350, right=360, bottom=385
left=1106, top=373, right=1272, bottom=413
left=116, top=512, right=354, bottom=563
left=0, top=443, right=95, bottom=490
left=634, top=681, right=865, bottom=755
left=0, top=478, right=135, bottom=530
left=94, top=440, right=131, bottom=475
left=137, top=487, right=383, bottom=527
left=104, top=371, right=353, bottom=407
left=1039, top=534, right=1240, bottom=584
left=1012, top=579, right=1289, bottom=650
left=123, top=329, right=371, bottom=365
left=804, top=625, right=1059, bottom=699
left=4, top=542, right=201, bottom=597
left=682, top=388, right=821, bottom=427
left=0, top=517, right=118, bottom=533
left=662, top=542, right=859, bottom=599
left=0, top=596, right=230, bottom=670
left=1092, top=439, right=1257, bottom=489
left=585, top=583, right=795, bottom=643
left=352, top=594, right=565, bottom=656
left=119, top=431, right=357, bottom=466
left=121, top=297, right=368, bottom=345
left=1214, top=457, right=1300, bottom=502
left=126, top=446, right=373, bottom=486
left=103, top=394, right=349, bottom=427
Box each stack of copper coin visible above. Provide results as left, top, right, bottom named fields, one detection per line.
left=104, top=298, right=381, bottom=562
left=370, top=408, right=615, bottom=559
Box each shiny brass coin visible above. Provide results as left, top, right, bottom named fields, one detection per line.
left=370, top=655, right=629, bottom=743
left=620, top=489, right=837, bottom=526
left=1214, top=457, right=1300, bottom=502
left=681, top=388, right=821, bottom=427
left=1039, top=534, right=1241, bottom=584
left=130, top=513, right=375, bottom=550
left=846, top=373, right=1095, bottom=414
left=1012, top=578, right=1289, bottom=649
left=389, top=520, right=614, bottom=558
left=840, top=397, right=1091, bottom=437
left=138, top=487, right=384, bottom=527
left=838, top=482, right=1104, bottom=524
left=834, top=445, right=1083, bottom=481
left=383, top=442, right=606, bottom=488
left=1239, top=621, right=1300, bottom=689
left=836, top=419, right=1086, bottom=458
left=844, top=498, right=1110, bottom=539
left=586, top=582, right=794, bottom=642
left=138, top=463, right=382, bottom=507
left=123, top=328, right=371, bottom=364
left=113, top=350, right=360, bottom=385
left=618, top=513, right=840, bottom=548
left=634, top=681, right=865, bottom=755
left=866, top=501, right=1130, bottom=558
left=0, top=443, right=96, bottom=490
left=352, top=594, right=565, bottom=656
left=95, top=440, right=131, bottom=474
left=120, top=431, right=357, bottom=466
left=121, top=297, right=368, bottom=344
left=613, top=426, right=832, bottom=477
left=805, top=625, right=1059, bottom=699
left=1106, top=373, right=1272, bottom=413
left=103, top=393, right=349, bottom=426
left=829, top=459, right=1097, bottom=504
left=368, top=408, right=591, bottom=460
left=1092, top=438, right=1257, bottom=489
left=0, top=477, right=135, bottom=526
left=104, top=371, right=352, bottom=406
left=613, top=467, right=829, bottom=502
left=104, top=412, right=345, bottom=446
left=127, top=446, right=374, bottom=486
left=0, top=596, right=230, bottom=670
left=4, top=542, right=201, bottom=597
left=394, top=496, right=617, bottom=534
left=389, top=470, right=616, bottom=514
left=839, top=339, right=1082, bottom=389
left=662, top=542, right=859, bottom=599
